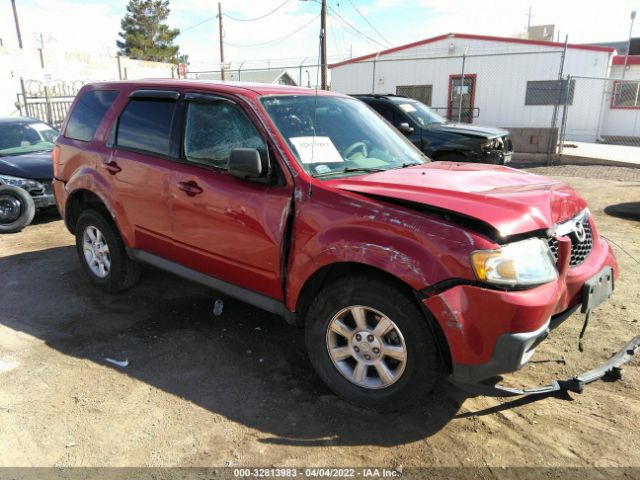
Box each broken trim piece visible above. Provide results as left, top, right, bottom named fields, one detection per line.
left=450, top=335, right=640, bottom=397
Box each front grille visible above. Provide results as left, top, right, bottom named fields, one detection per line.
left=546, top=214, right=593, bottom=267
left=503, top=135, right=513, bottom=152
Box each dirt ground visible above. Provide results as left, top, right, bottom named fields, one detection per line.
left=0, top=165, right=639, bottom=471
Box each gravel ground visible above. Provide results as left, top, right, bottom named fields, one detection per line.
left=0, top=165, right=639, bottom=473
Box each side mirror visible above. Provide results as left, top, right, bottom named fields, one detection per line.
left=228, top=148, right=265, bottom=180
left=398, top=122, right=415, bottom=134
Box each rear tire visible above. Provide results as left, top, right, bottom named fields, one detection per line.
left=75, top=209, right=140, bottom=292
left=305, top=275, right=440, bottom=412
left=0, top=185, right=36, bottom=233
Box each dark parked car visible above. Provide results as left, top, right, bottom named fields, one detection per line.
left=53, top=80, right=636, bottom=411
left=0, top=117, right=57, bottom=232
left=353, top=94, right=513, bottom=164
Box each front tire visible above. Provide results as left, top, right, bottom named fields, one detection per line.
left=0, top=185, right=36, bottom=233
left=75, top=209, right=140, bottom=292
left=305, top=275, right=440, bottom=411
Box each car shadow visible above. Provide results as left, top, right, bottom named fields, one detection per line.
left=0, top=246, right=553, bottom=447
left=604, top=202, right=640, bottom=222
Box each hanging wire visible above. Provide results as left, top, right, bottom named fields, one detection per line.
left=224, top=0, right=291, bottom=22
left=345, top=0, right=392, bottom=48
left=224, top=14, right=320, bottom=48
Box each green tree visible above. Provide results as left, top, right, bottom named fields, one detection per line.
left=117, top=0, right=185, bottom=64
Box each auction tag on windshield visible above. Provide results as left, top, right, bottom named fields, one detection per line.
left=399, top=103, right=417, bottom=112
left=30, top=122, right=51, bottom=132
left=290, top=136, right=344, bottom=164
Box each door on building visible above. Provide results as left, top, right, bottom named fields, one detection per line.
left=448, top=74, right=476, bottom=123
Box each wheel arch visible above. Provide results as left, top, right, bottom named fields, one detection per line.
left=294, top=261, right=452, bottom=373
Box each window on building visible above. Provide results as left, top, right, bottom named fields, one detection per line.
left=396, top=85, right=433, bottom=106
left=525, top=80, right=575, bottom=106
left=611, top=81, right=640, bottom=108
left=116, top=98, right=177, bottom=156
left=65, top=90, right=119, bottom=142
left=183, top=100, right=266, bottom=169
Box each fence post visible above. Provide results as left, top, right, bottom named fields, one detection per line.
left=546, top=35, right=568, bottom=165
left=43, top=85, right=53, bottom=125
left=558, top=74, right=571, bottom=156
left=457, top=52, right=466, bottom=123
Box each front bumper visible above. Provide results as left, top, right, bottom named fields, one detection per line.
left=451, top=335, right=640, bottom=397
left=423, top=235, right=621, bottom=384
left=32, top=192, right=56, bottom=209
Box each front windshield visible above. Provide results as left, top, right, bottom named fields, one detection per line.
left=261, top=95, right=428, bottom=178
left=0, top=121, right=58, bottom=156
left=391, top=99, right=445, bottom=127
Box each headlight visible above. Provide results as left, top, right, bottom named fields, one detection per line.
left=470, top=238, right=558, bottom=287
left=0, top=175, right=44, bottom=191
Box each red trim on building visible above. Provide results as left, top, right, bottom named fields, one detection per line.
left=612, top=55, right=640, bottom=65
left=329, top=33, right=615, bottom=69
left=446, top=74, right=477, bottom=123
left=610, top=80, right=640, bottom=110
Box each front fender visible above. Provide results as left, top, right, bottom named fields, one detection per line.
left=284, top=185, right=484, bottom=311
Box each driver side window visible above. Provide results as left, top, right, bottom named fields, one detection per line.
left=183, top=100, right=267, bottom=170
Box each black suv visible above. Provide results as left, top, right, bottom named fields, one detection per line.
left=353, top=94, right=513, bottom=164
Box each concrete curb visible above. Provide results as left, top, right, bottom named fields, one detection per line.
left=510, top=153, right=640, bottom=170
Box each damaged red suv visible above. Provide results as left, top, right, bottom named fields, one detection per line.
left=53, top=80, right=638, bottom=411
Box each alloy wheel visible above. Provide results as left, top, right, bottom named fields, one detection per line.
left=326, top=305, right=408, bottom=389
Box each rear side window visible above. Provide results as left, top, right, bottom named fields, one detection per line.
left=65, top=90, right=118, bottom=142
left=116, top=99, right=176, bottom=157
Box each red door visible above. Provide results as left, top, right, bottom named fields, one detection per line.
left=448, top=74, right=476, bottom=123
left=169, top=96, right=292, bottom=300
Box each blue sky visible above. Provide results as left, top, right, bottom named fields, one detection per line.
left=0, top=0, right=637, bottom=71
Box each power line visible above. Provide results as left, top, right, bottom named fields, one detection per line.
left=224, top=0, right=291, bottom=22
left=345, top=0, right=392, bottom=48
left=326, top=5, right=389, bottom=49
left=224, top=14, right=320, bottom=48
left=179, top=15, right=217, bottom=34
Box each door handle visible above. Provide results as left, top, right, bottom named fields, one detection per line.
left=178, top=180, right=204, bottom=197
left=104, top=161, right=121, bottom=175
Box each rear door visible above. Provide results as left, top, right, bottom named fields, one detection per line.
left=110, top=90, right=180, bottom=257
left=169, top=93, right=293, bottom=300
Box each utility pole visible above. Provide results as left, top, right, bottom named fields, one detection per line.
left=218, top=2, right=225, bottom=81
left=623, top=10, right=637, bottom=79
left=11, top=0, right=23, bottom=49
left=320, top=0, right=327, bottom=89
left=526, top=6, right=533, bottom=32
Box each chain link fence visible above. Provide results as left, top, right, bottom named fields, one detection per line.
left=558, top=76, right=640, bottom=159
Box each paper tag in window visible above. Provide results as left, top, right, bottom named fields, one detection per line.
left=399, top=103, right=417, bottom=112
left=290, top=136, right=343, bottom=164
left=30, top=122, right=51, bottom=132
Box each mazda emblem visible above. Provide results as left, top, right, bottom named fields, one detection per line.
left=573, top=222, right=587, bottom=243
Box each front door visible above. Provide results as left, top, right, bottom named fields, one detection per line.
left=448, top=74, right=476, bottom=124
left=169, top=95, right=293, bottom=300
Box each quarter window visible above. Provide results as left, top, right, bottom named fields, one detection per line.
left=183, top=100, right=266, bottom=169
left=116, top=98, right=177, bottom=156
left=65, top=90, right=118, bottom=142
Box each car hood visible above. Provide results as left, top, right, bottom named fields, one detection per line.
left=325, top=162, right=587, bottom=237
left=0, top=151, right=53, bottom=180
left=429, top=123, right=509, bottom=138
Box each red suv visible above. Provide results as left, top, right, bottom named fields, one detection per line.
left=53, top=80, right=637, bottom=410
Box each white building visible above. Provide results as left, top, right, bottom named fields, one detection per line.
left=330, top=33, right=624, bottom=149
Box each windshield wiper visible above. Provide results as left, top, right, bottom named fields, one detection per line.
left=313, top=167, right=387, bottom=178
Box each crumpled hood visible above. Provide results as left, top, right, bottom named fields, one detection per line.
left=429, top=123, right=509, bottom=138
left=0, top=151, right=53, bottom=180
left=325, top=162, right=587, bottom=236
